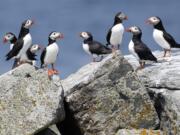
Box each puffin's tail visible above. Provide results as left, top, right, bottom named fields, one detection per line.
left=103, top=47, right=112, bottom=54
left=6, top=53, right=13, bottom=61
left=148, top=53, right=158, bottom=63
left=171, top=43, right=180, bottom=48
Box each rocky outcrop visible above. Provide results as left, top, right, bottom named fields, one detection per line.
left=0, top=64, right=64, bottom=135
left=62, top=52, right=159, bottom=135
left=125, top=49, right=180, bottom=135
left=2, top=49, right=180, bottom=135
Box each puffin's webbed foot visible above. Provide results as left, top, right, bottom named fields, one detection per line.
left=52, top=69, right=59, bottom=74
left=48, top=69, right=54, bottom=78
left=135, top=61, right=145, bottom=71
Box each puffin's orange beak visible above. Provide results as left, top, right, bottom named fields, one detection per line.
left=124, top=16, right=128, bottom=20
left=3, top=38, right=7, bottom=43
left=125, top=28, right=131, bottom=32
left=38, top=45, right=45, bottom=50
left=79, top=32, right=83, bottom=37
left=60, top=34, right=64, bottom=39
left=145, top=19, right=151, bottom=24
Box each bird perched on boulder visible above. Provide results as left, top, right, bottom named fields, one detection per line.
left=106, top=12, right=128, bottom=56
left=126, top=26, right=157, bottom=70
left=3, top=32, right=41, bottom=68
left=146, top=16, right=180, bottom=57
left=80, top=31, right=112, bottom=62
left=5, top=19, right=34, bottom=66
left=41, top=31, right=63, bottom=77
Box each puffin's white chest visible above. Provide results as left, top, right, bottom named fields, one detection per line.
left=44, top=43, right=59, bottom=64
left=18, top=33, right=32, bottom=57
left=128, top=40, right=139, bottom=60
left=10, top=44, right=14, bottom=50
left=153, top=29, right=170, bottom=50
left=20, top=53, right=28, bottom=61
left=83, top=43, right=91, bottom=55
left=110, top=23, right=124, bottom=46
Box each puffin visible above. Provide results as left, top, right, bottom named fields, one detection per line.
left=40, top=31, right=63, bottom=77
left=126, top=26, right=157, bottom=69
left=106, top=12, right=128, bottom=53
left=20, top=44, right=41, bottom=66
left=3, top=32, right=40, bottom=68
left=79, top=31, right=112, bottom=62
left=3, top=32, right=17, bottom=50
left=146, top=16, right=180, bottom=57
left=5, top=19, right=33, bottom=62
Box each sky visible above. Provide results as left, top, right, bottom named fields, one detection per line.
left=0, top=0, right=180, bottom=78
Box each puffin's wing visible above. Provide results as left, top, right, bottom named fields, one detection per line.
left=135, top=42, right=157, bottom=62
left=106, top=27, right=112, bottom=45
left=40, top=48, right=46, bottom=67
left=163, top=32, right=178, bottom=47
left=89, top=41, right=112, bottom=55
left=6, top=39, right=23, bottom=60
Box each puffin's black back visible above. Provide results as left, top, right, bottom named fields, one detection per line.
left=40, top=48, right=46, bottom=67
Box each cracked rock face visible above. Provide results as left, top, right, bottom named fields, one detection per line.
left=62, top=52, right=159, bottom=135
left=125, top=49, right=180, bottom=135
left=0, top=64, right=64, bottom=135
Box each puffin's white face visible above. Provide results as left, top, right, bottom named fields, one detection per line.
left=147, top=16, right=160, bottom=25
left=30, top=44, right=41, bottom=53
left=116, top=12, right=128, bottom=20
left=49, top=32, right=63, bottom=40
left=23, top=19, right=34, bottom=29
left=3, top=33, right=15, bottom=43
left=80, top=32, right=90, bottom=39
left=126, top=26, right=141, bottom=35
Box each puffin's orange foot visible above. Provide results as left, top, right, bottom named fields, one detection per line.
left=48, top=69, right=54, bottom=77
left=53, top=69, right=59, bottom=75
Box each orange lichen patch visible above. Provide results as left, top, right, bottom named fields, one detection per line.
left=140, top=129, right=147, bottom=135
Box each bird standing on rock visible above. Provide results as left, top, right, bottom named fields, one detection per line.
left=106, top=12, right=128, bottom=56
left=3, top=32, right=41, bottom=68
left=126, top=26, right=157, bottom=70
left=146, top=16, right=180, bottom=57
left=79, top=31, right=112, bottom=62
left=5, top=19, right=34, bottom=66
left=41, top=31, right=64, bottom=77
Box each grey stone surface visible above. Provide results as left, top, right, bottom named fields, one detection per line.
left=62, top=51, right=159, bottom=135
left=0, top=64, right=65, bottom=135
left=125, top=49, right=180, bottom=135
left=116, top=129, right=163, bottom=135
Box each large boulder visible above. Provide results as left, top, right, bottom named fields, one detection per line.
left=125, top=49, right=180, bottom=135
left=62, top=52, right=159, bottom=135
left=0, top=64, right=65, bottom=135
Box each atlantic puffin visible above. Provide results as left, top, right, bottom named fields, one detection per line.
left=3, top=32, right=40, bottom=68
left=6, top=19, right=33, bottom=62
left=126, top=26, right=157, bottom=69
left=40, top=31, right=63, bottom=77
left=146, top=16, right=180, bottom=57
left=80, top=31, right=112, bottom=62
left=106, top=12, right=128, bottom=54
